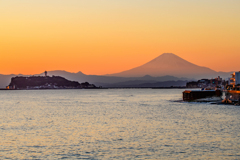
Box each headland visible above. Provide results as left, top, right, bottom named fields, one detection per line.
left=6, top=71, right=97, bottom=90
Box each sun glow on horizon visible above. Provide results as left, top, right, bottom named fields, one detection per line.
left=0, top=0, right=240, bottom=75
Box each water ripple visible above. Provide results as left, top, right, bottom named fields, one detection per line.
left=0, top=89, right=239, bottom=159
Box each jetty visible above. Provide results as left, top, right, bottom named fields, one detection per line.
left=183, top=90, right=222, bottom=101
left=183, top=72, right=240, bottom=105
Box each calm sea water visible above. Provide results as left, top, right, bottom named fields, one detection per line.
left=0, top=89, right=239, bottom=159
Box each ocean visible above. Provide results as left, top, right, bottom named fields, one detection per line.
left=0, top=89, right=239, bottom=159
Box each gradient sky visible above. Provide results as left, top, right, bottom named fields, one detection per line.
left=1, top=0, right=240, bottom=75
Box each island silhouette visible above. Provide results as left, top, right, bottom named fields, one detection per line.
left=7, top=71, right=96, bottom=89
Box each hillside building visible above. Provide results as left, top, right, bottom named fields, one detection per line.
left=186, top=76, right=226, bottom=89
left=230, top=72, right=240, bottom=86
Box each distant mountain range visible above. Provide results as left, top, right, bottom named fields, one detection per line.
left=40, top=71, right=191, bottom=88
left=0, top=53, right=235, bottom=88
left=0, top=71, right=190, bottom=88
left=107, top=53, right=233, bottom=79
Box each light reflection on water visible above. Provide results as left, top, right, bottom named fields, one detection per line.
left=0, top=89, right=240, bottom=159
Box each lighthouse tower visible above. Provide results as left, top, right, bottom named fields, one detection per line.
left=44, top=71, right=47, bottom=77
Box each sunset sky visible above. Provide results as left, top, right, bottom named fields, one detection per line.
left=1, top=0, right=240, bottom=75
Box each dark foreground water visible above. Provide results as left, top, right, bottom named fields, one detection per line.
left=0, top=89, right=239, bottom=159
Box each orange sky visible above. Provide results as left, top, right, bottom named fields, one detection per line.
left=0, top=0, right=240, bottom=75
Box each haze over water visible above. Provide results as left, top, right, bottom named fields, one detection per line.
left=0, top=89, right=239, bottom=159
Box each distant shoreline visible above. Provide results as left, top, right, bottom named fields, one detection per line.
left=0, top=87, right=187, bottom=90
